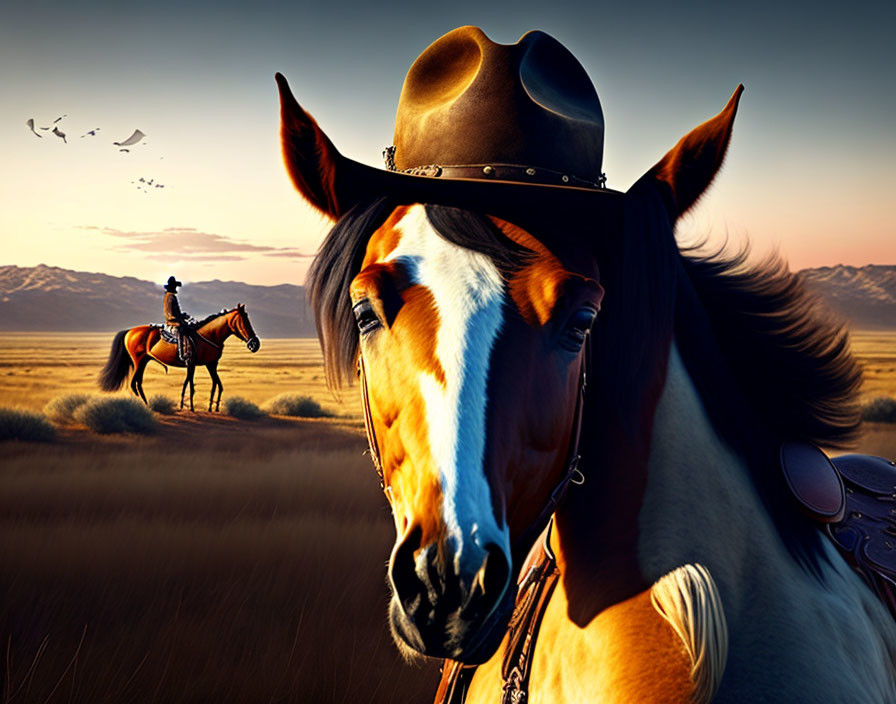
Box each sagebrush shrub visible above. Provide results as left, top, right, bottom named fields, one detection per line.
left=263, top=393, right=331, bottom=418
left=0, top=407, right=57, bottom=442
left=43, top=394, right=91, bottom=424
left=224, top=397, right=266, bottom=421
left=149, top=395, right=176, bottom=415
left=74, top=397, right=157, bottom=434
left=861, top=397, right=896, bottom=423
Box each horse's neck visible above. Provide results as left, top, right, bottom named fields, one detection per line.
left=633, top=341, right=896, bottom=701
left=198, top=314, right=232, bottom=345
left=636, top=341, right=786, bottom=611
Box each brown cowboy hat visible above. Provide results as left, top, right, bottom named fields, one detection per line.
left=276, top=26, right=626, bottom=226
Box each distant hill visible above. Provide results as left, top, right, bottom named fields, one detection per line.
left=798, top=264, right=896, bottom=331
left=0, top=263, right=892, bottom=335
left=0, top=264, right=315, bottom=338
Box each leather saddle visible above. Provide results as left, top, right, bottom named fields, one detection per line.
left=781, top=443, right=896, bottom=617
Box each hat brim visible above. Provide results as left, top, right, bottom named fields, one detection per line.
left=342, top=158, right=623, bottom=229
left=277, top=72, right=623, bottom=236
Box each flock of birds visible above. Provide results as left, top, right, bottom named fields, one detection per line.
left=25, top=114, right=166, bottom=193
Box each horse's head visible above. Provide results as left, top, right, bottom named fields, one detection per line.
left=230, top=304, right=260, bottom=353
left=346, top=205, right=603, bottom=659
left=278, top=26, right=744, bottom=663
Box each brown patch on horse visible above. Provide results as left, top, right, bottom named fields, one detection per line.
left=491, top=217, right=584, bottom=326
left=353, top=229, right=450, bottom=548
left=360, top=206, right=412, bottom=265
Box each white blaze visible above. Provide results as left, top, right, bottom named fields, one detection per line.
left=385, top=205, right=510, bottom=572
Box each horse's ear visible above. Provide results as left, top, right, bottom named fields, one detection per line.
left=277, top=73, right=373, bottom=221
left=644, top=85, right=744, bottom=221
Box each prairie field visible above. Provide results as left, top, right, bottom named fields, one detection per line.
left=0, top=416, right=439, bottom=703
left=0, top=333, right=362, bottom=418
left=0, top=331, right=894, bottom=703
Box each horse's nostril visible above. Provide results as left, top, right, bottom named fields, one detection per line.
left=389, top=525, right=424, bottom=609
left=482, top=543, right=510, bottom=602
left=467, top=543, right=510, bottom=613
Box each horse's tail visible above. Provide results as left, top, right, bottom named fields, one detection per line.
left=98, top=330, right=132, bottom=391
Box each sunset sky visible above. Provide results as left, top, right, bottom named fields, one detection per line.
left=1, top=0, right=893, bottom=287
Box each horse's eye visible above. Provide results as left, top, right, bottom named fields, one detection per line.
left=560, top=306, right=597, bottom=352
left=353, top=299, right=381, bottom=335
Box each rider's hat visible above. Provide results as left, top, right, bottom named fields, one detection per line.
left=164, top=276, right=182, bottom=292
left=276, top=26, right=623, bottom=225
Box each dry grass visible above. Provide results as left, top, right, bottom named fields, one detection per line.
left=0, top=418, right=439, bottom=703
left=0, top=331, right=893, bottom=703
left=850, top=331, right=896, bottom=402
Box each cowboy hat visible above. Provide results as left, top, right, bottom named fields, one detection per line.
left=276, top=26, right=625, bottom=226
left=164, top=276, right=182, bottom=291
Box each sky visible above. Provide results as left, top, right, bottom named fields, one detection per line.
left=1, top=0, right=893, bottom=287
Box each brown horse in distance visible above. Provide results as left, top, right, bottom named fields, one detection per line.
left=99, top=304, right=260, bottom=411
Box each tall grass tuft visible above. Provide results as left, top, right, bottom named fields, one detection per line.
left=0, top=407, right=57, bottom=442
left=148, top=395, right=177, bottom=415
left=263, top=393, right=332, bottom=418
left=74, top=397, right=157, bottom=434
left=224, top=396, right=266, bottom=420
left=862, top=397, right=896, bottom=423
left=43, top=393, right=92, bottom=424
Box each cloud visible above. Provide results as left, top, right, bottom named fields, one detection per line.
left=262, top=250, right=314, bottom=259
left=86, top=225, right=301, bottom=259
left=146, top=253, right=247, bottom=262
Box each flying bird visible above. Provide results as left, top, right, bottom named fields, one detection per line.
left=25, top=118, right=42, bottom=138
left=81, top=128, right=100, bottom=138
left=52, top=127, right=67, bottom=143
left=113, top=129, right=145, bottom=147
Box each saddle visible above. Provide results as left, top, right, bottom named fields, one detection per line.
left=435, top=446, right=896, bottom=704
left=157, top=324, right=195, bottom=364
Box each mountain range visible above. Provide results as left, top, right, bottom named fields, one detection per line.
left=0, top=265, right=314, bottom=337
left=0, top=263, right=893, bottom=335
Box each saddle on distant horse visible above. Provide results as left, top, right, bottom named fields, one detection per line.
left=158, top=324, right=196, bottom=364
left=435, top=446, right=896, bottom=704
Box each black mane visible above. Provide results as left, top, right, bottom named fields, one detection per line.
left=305, top=200, right=530, bottom=389
left=307, top=189, right=862, bottom=563
left=193, top=309, right=234, bottom=328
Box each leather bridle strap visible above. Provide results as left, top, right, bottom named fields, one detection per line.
left=357, top=331, right=589, bottom=506
left=358, top=353, right=385, bottom=489
left=514, top=330, right=589, bottom=555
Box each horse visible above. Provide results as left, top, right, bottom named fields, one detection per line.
left=98, top=304, right=260, bottom=412
left=277, top=73, right=896, bottom=703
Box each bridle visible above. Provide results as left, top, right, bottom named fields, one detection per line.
left=227, top=308, right=260, bottom=351
left=356, top=329, right=590, bottom=535
left=357, top=331, right=591, bottom=704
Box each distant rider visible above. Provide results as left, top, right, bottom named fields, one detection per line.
left=163, top=276, right=196, bottom=364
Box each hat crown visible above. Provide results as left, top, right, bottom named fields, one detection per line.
left=393, top=26, right=604, bottom=180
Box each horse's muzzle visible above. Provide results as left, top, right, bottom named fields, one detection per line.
left=387, top=528, right=514, bottom=663
left=246, top=336, right=260, bottom=353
